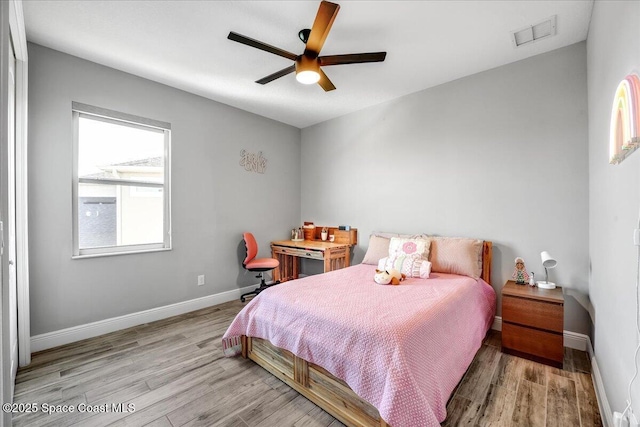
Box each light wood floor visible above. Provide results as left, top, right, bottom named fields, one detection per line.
left=13, top=300, right=602, bottom=427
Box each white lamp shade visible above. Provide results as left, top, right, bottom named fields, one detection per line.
left=541, top=251, right=557, bottom=268
left=538, top=251, right=557, bottom=289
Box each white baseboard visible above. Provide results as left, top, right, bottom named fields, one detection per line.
left=591, top=354, right=613, bottom=427
left=492, top=316, right=502, bottom=331
left=491, top=316, right=589, bottom=350
left=30, top=285, right=257, bottom=353
left=581, top=327, right=609, bottom=427
left=563, top=330, right=588, bottom=351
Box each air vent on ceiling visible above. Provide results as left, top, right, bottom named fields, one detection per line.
left=511, top=15, right=557, bottom=48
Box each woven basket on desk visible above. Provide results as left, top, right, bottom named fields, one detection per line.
left=303, top=228, right=315, bottom=240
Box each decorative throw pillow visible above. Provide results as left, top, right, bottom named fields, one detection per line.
left=378, top=256, right=432, bottom=279
left=362, top=233, right=430, bottom=265
left=382, top=237, right=431, bottom=277
left=430, top=237, right=483, bottom=279
left=362, top=235, right=391, bottom=265
left=387, top=237, right=431, bottom=260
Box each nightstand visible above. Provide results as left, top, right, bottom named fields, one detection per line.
left=501, top=280, right=564, bottom=368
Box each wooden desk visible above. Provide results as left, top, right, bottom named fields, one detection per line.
left=271, top=240, right=351, bottom=282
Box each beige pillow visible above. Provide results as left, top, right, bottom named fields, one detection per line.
left=430, top=237, right=483, bottom=279
left=362, top=235, right=392, bottom=265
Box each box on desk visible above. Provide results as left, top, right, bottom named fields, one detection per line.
left=313, top=227, right=358, bottom=245
left=332, top=229, right=357, bottom=245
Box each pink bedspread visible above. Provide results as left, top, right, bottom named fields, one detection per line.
left=223, top=264, right=496, bottom=427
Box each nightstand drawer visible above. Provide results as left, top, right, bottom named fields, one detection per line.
left=502, top=295, right=563, bottom=333
left=502, top=322, right=563, bottom=364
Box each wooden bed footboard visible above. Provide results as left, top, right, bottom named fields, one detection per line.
left=242, top=335, right=389, bottom=427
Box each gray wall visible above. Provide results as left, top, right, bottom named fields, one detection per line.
left=301, top=43, right=591, bottom=335
left=587, top=0, right=640, bottom=416
left=28, top=43, right=301, bottom=335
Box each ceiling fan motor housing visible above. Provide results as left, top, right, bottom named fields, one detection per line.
left=295, top=54, right=321, bottom=84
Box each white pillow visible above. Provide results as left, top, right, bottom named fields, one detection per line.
left=362, top=233, right=430, bottom=265
left=378, top=256, right=432, bottom=279
left=388, top=237, right=431, bottom=260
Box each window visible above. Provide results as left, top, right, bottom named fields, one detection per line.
left=72, top=102, right=171, bottom=257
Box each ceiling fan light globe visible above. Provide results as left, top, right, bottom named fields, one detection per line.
left=296, top=70, right=320, bottom=84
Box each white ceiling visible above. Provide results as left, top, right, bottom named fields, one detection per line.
left=23, top=0, right=594, bottom=129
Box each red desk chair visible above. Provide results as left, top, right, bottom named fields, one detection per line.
left=240, top=232, right=280, bottom=302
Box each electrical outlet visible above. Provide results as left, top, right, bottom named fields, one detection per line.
left=197, top=275, right=205, bottom=286
left=634, top=229, right=640, bottom=246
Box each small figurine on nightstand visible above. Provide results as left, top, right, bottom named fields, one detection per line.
left=512, top=257, right=530, bottom=285
left=529, top=272, right=536, bottom=287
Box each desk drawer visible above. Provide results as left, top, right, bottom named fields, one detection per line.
left=275, top=247, right=324, bottom=261
left=502, top=295, right=563, bottom=333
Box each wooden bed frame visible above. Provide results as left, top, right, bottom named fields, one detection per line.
left=241, top=241, right=493, bottom=427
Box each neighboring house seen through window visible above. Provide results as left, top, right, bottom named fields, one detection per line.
left=72, top=102, right=171, bottom=257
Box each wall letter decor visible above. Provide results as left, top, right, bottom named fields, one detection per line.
left=239, top=149, right=267, bottom=174
left=610, top=73, right=640, bottom=164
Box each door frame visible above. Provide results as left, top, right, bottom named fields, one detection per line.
left=8, top=0, right=30, bottom=367
left=8, top=30, right=17, bottom=393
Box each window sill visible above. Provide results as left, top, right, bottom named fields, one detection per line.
left=72, top=247, right=172, bottom=260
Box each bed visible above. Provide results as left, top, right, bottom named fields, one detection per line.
left=223, top=239, right=495, bottom=427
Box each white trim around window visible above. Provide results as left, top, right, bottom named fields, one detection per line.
left=71, top=103, right=172, bottom=258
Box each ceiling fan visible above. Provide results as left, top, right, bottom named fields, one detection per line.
left=227, top=1, right=387, bottom=92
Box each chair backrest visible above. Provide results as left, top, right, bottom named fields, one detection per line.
left=243, top=232, right=258, bottom=267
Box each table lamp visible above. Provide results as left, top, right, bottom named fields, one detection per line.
left=537, top=251, right=557, bottom=289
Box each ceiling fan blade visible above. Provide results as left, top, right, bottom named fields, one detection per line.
left=319, top=52, right=387, bottom=66
left=317, top=68, right=336, bottom=92
left=304, top=1, right=340, bottom=56
left=228, top=31, right=297, bottom=61
left=256, top=65, right=296, bottom=85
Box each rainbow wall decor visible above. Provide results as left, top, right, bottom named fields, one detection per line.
left=610, top=73, right=640, bottom=164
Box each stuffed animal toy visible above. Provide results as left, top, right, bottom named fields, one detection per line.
left=374, top=269, right=406, bottom=285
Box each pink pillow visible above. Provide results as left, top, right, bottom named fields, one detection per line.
left=430, top=237, right=483, bottom=279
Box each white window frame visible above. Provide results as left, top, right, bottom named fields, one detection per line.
left=72, top=102, right=171, bottom=258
